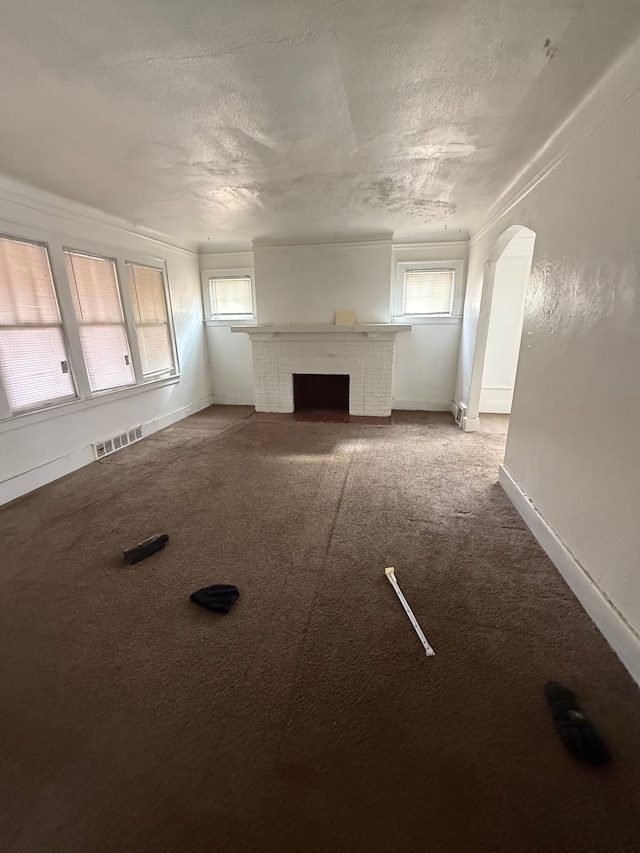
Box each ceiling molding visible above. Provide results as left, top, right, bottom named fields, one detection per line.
left=0, top=175, right=197, bottom=257
left=470, top=36, right=640, bottom=246
left=253, top=238, right=394, bottom=251
left=392, top=240, right=469, bottom=250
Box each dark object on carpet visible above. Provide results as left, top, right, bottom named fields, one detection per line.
left=544, top=681, right=611, bottom=765
left=190, top=583, right=240, bottom=614
left=123, top=533, right=169, bottom=564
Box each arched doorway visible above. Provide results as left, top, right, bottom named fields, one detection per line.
left=466, top=226, right=537, bottom=429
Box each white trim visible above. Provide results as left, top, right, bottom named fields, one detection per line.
left=201, top=267, right=256, bottom=323
left=499, top=464, right=640, bottom=688
left=253, top=239, right=393, bottom=251
left=391, top=316, right=461, bottom=325
left=392, top=259, right=465, bottom=321
left=116, top=257, right=145, bottom=384
left=0, top=174, right=196, bottom=256
left=0, top=380, right=12, bottom=420
left=461, top=415, right=480, bottom=432
left=391, top=400, right=453, bottom=411
left=0, top=394, right=213, bottom=506
left=47, top=242, right=92, bottom=399
left=392, top=240, right=469, bottom=251
left=0, top=374, right=181, bottom=435
left=210, top=393, right=255, bottom=406
left=205, top=318, right=258, bottom=328
left=471, top=36, right=640, bottom=246
left=231, top=323, right=410, bottom=337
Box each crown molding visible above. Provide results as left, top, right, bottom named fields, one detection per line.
left=0, top=175, right=197, bottom=257
left=253, top=238, right=393, bottom=251
left=392, top=240, right=469, bottom=251
left=470, top=36, right=640, bottom=246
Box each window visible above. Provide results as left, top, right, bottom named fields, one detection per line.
left=64, top=250, right=135, bottom=392
left=209, top=275, right=254, bottom=320
left=127, top=263, right=176, bottom=380
left=402, top=269, right=454, bottom=316
left=393, top=260, right=463, bottom=321
left=0, top=235, right=76, bottom=413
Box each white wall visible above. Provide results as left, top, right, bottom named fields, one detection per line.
left=0, top=178, right=211, bottom=505
left=392, top=243, right=467, bottom=410
left=201, top=240, right=468, bottom=412
left=254, top=241, right=393, bottom=324
left=479, top=238, right=534, bottom=413
left=200, top=251, right=256, bottom=406
left=455, top=39, right=640, bottom=681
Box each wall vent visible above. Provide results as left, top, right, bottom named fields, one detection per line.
left=94, top=425, right=143, bottom=460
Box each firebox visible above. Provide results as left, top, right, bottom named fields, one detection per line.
left=293, top=374, right=349, bottom=412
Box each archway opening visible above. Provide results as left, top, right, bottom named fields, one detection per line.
left=466, top=225, right=537, bottom=455
left=479, top=232, right=535, bottom=416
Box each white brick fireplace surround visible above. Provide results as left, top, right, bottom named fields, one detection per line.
left=231, top=325, right=411, bottom=417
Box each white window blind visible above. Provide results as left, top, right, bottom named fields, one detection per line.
left=403, top=269, right=455, bottom=316
left=0, top=236, right=76, bottom=413
left=127, top=263, right=175, bottom=379
left=210, top=276, right=253, bottom=319
left=64, top=251, right=135, bottom=392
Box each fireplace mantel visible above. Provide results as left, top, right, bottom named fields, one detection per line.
left=231, top=323, right=411, bottom=339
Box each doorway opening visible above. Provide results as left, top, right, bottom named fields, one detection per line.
left=480, top=232, right=535, bottom=416
left=465, top=225, right=537, bottom=459
left=293, top=374, right=350, bottom=413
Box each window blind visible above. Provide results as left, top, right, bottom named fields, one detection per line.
left=0, top=236, right=76, bottom=412
left=127, top=264, right=175, bottom=378
left=64, top=251, right=134, bottom=392
left=403, top=269, right=454, bottom=316
left=210, top=276, right=253, bottom=318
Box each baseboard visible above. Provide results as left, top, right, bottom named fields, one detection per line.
left=143, top=394, right=213, bottom=434
left=0, top=394, right=214, bottom=507
left=499, top=464, right=640, bottom=688
left=210, top=393, right=255, bottom=406
left=0, top=446, right=95, bottom=506
left=391, top=399, right=452, bottom=411
left=461, top=415, right=480, bottom=432
left=479, top=387, right=513, bottom=414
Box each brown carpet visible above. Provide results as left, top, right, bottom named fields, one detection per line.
left=1, top=407, right=639, bottom=852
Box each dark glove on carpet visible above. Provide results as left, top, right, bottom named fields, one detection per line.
left=190, top=584, right=240, bottom=614
left=544, top=681, right=611, bottom=765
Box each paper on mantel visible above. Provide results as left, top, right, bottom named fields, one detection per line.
left=335, top=310, right=356, bottom=326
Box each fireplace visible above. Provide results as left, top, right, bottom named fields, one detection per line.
left=231, top=324, right=411, bottom=417
left=293, top=374, right=349, bottom=412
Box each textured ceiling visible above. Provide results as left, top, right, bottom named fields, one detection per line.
left=0, top=0, right=639, bottom=250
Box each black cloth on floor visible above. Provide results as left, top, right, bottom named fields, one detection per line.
left=190, top=584, right=240, bottom=614
left=544, top=681, right=611, bottom=765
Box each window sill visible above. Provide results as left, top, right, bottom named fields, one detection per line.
left=0, top=374, right=181, bottom=435
left=204, top=318, right=257, bottom=327
left=392, top=315, right=462, bottom=325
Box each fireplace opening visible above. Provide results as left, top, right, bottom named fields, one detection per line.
left=293, top=374, right=349, bottom=413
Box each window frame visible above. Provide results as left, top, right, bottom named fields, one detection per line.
left=201, top=268, right=256, bottom=325
left=392, top=259, right=465, bottom=323
left=124, top=259, right=179, bottom=383
left=63, top=247, right=137, bottom=393
left=0, top=227, right=181, bottom=426
left=0, top=232, right=79, bottom=417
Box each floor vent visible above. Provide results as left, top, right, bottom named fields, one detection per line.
left=94, top=425, right=143, bottom=460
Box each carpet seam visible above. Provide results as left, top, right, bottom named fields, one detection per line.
left=278, top=428, right=359, bottom=734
